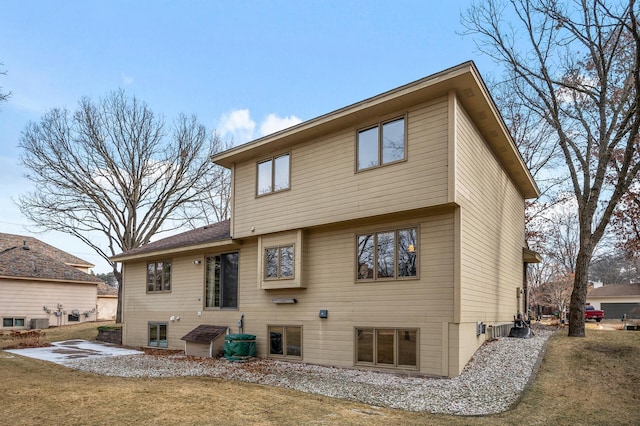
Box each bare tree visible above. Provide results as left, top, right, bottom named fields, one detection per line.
left=538, top=272, right=574, bottom=320
left=0, top=62, right=11, bottom=104
left=544, top=199, right=580, bottom=276
left=462, top=0, right=640, bottom=337
left=18, top=90, right=222, bottom=322
left=590, top=252, right=639, bottom=284
left=491, top=79, right=568, bottom=251
left=178, top=140, right=232, bottom=228
left=527, top=196, right=579, bottom=317
left=611, top=180, right=640, bottom=259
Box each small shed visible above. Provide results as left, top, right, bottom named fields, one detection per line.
left=181, top=325, right=229, bottom=358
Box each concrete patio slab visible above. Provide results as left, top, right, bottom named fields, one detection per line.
left=5, top=339, right=143, bottom=365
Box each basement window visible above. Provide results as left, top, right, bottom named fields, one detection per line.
left=148, top=322, right=168, bottom=348
left=355, top=327, right=418, bottom=369
left=268, top=325, right=302, bottom=359
left=2, top=318, right=25, bottom=327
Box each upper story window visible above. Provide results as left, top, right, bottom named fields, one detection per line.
left=147, top=260, right=172, bottom=293
left=357, top=117, right=406, bottom=171
left=356, top=227, right=418, bottom=281
left=265, top=245, right=294, bottom=279
left=257, top=153, right=290, bottom=196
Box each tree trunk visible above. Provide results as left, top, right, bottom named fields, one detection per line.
left=114, top=267, right=123, bottom=323
left=568, top=247, right=592, bottom=337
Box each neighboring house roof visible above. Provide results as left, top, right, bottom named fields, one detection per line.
left=181, top=325, right=229, bottom=343
left=111, top=220, right=232, bottom=262
left=97, top=282, right=119, bottom=296
left=0, top=243, right=102, bottom=283
left=0, top=233, right=94, bottom=268
left=211, top=61, right=539, bottom=199
left=588, top=283, right=640, bottom=298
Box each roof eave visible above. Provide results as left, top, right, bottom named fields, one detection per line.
left=0, top=275, right=100, bottom=285
left=66, top=262, right=96, bottom=269
left=111, top=238, right=239, bottom=263
left=523, top=247, right=542, bottom=263
left=210, top=61, right=539, bottom=200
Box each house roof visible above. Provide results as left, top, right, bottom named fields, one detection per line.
left=97, top=282, right=119, bottom=296
left=211, top=61, right=539, bottom=199
left=0, top=243, right=102, bottom=284
left=0, top=233, right=94, bottom=268
left=181, top=325, right=229, bottom=343
left=111, top=220, right=232, bottom=262
left=588, top=283, right=640, bottom=298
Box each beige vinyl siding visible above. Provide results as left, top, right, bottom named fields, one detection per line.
left=0, top=279, right=98, bottom=328
left=446, top=321, right=483, bottom=376
left=231, top=98, right=450, bottom=238
left=97, top=296, right=117, bottom=321
left=121, top=211, right=454, bottom=376
left=454, top=98, right=525, bottom=324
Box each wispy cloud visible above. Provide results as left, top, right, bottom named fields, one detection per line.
left=121, top=74, right=134, bottom=85
left=9, top=92, right=51, bottom=115
left=217, top=109, right=302, bottom=145
left=260, top=113, right=302, bottom=137
left=218, top=109, right=256, bottom=145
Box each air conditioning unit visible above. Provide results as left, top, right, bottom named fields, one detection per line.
left=31, top=318, right=49, bottom=329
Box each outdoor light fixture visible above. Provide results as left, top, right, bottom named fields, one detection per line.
left=272, top=298, right=297, bottom=304
left=193, top=260, right=202, bottom=265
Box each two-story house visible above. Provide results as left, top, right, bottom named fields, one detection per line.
left=112, top=61, right=539, bottom=377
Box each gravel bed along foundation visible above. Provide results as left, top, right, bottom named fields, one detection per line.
left=65, top=327, right=554, bottom=415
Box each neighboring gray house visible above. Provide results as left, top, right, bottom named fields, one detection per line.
left=587, top=284, right=640, bottom=319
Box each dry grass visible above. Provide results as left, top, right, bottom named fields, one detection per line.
left=0, top=320, right=115, bottom=349
left=1, top=322, right=639, bottom=425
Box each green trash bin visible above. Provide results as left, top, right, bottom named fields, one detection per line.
left=224, top=333, right=256, bottom=361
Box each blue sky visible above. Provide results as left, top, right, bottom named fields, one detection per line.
left=0, top=1, right=498, bottom=272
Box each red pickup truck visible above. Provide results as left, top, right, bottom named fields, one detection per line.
left=585, top=305, right=604, bottom=322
